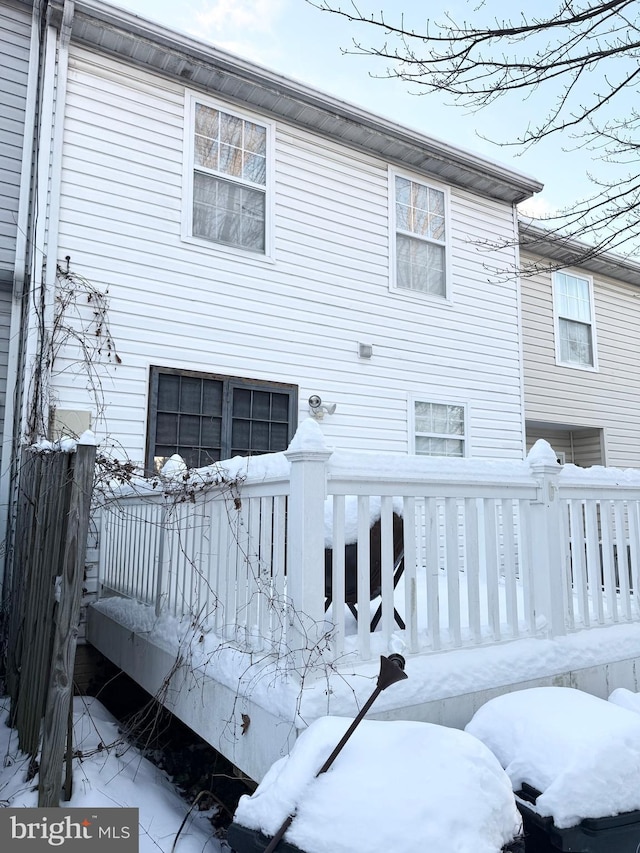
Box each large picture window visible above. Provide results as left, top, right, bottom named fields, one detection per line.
left=413, top=400, right=466, bottom=457
left=554, top=271, right=596, bottom=368
left=188, top=98, right=269, bottom=253
left=147, top=367, right=297, bottom=472
left=394, top=174, right=447, bottom=296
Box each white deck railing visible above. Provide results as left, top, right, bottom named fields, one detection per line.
left=97, top=439, right=640, bottom=670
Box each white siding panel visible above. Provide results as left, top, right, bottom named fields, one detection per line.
left=522, top=253, right=640, bottom=468
left=52, top=48, right=525, bottom=464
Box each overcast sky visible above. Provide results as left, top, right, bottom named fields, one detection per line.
left=106, top=0, right=625, bottom=219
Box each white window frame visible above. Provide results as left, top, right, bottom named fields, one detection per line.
left=553, top=269, right=598, bottom=371
left=182, top=91, right=276, bottom=262
left=409, top=395, right=469, bottom=457
left=389, top=167, right=452, bottom=302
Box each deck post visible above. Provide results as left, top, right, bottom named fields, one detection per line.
left=284, top=433, right=332, bottom=673
left=528, top=449, right=566, bottom=637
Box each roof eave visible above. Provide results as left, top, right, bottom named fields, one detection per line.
left=49, top=0, right=543, bottom=205
left=519, top=222, right=640, bottom=287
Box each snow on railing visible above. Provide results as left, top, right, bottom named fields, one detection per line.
left=96, top=426, right=640, bottom=669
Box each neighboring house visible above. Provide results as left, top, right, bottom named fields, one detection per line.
left=5, top=0, right=542, bottom=497
left=520, top=223, right=640, bottom=468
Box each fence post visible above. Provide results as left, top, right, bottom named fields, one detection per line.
left=284, top=427, right=332, bottom=671
left=38, top=438, right=97, bottom=806
left=528, top=444, right=566, bottom=637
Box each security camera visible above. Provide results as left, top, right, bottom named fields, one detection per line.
left=308, top=395, right=322, bottom=409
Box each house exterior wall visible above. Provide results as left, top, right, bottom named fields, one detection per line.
left=522, top=253, right=640, bottom=468
left=0, top=0, right=31, bottom=285
left=49, top=45, right=526, bottom=466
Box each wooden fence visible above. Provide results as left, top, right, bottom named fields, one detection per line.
left=4, top=440, right=96, bottom=806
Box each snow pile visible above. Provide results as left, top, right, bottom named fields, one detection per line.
left=234, top=717, right=522, bottom=853
left=0, top=696, right=220, bottom=852
left=608, top=687, right=640, bottom=714
left=466, top=686, right=640, bottom=828
left=30, top=430, right=97, bottom=453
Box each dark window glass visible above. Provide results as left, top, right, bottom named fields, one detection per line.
left=148, top=368, right=296, bottom=473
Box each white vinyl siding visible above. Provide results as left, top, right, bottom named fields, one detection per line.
left=0, top=2, right=32, bottom=281
left=554, top=271, right=596, bottom=368
left=413, top=400, right=466, bottom=457
left=392, top=172, right=448, bottom=297
left=52, top=47, right=526, bottom=464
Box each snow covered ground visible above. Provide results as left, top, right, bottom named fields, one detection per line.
left=3, top=685, right=640, bottom=851
left=0, top=695, right=223, bottom=852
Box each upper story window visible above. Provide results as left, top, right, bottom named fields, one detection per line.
left=147, top=367, right=297, bottom=473
left=554, top=271, right=597, bottom=368
left=413, top=400, right=466, bottom=457
left=186, top=95, right=271, bottom=254
left=394, top=174, right=448, bottom=297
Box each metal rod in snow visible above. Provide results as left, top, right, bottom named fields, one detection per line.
left=262, top=654, right=408, bottom=853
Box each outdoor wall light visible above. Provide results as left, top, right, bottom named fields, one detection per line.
left=308, top=395, right=337, bottom=419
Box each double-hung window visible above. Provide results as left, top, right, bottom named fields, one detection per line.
left=188, top=97, right=269, bottom=253
left=554, top=271, right=596, bottom=368
left=147, top=367, right=297, bottom=472
left=394, top=174, right=448, bottom=296
left=413, top=400, right=466, bottom=457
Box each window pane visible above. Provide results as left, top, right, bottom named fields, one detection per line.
left=415, top=436, right=464, bottom=457
left=232, top=419, right=250, bottom=449
left=202, top=381, right=223, bottom=415
left=397, top=235, right=445, bottom=295
left=243, top=152, right=267, bottom=184
left=233, top=388, right=252, bottom=418
left=194, top=136, right=218, bottom=170
left=244, top=121, right=267, bottom=155
left=251, top=420, right=271, bottom=451
left=177, top=447, right=200, bottom=470
left=556, top=272, right=592, bottom=323
left=252, top=390, right=271, bottom=419
left=220, top=113, right=243, bottom=147
left=219, top=143, right=243, bottom=177
left=200, top=417, right=222, bottom=446
left=199, top=447, right=220, bottom=466
left=271, top=393, right=289, bottom=421
left=559, top=318, right=593, bottom=365
left=193, top=173, right=265, bottom=252
left=270, top=421, right=289, bottom=448
left=414, top=400, right=465, bottom=456
left=194, top=105, right=219, bottom=140
left=179, top=415, right=201, bottom=446
left=157, top=374, right=179, bottom=411
left=395, top=176, right=411, bottom=204
left=156, top=413, right=178, bottom=445
left=180, top=378, right=202, bottom=414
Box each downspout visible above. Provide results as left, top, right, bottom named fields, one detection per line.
left=513, top=204, right=528, bottom=459
left=21, top=0, right=73, bottom=445
left=0, top=0, right=47, bottom=598
left=1, top=0, right=74, bottom=595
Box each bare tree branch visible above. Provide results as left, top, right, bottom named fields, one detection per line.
left=311, top=0, right=640, bottom=255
